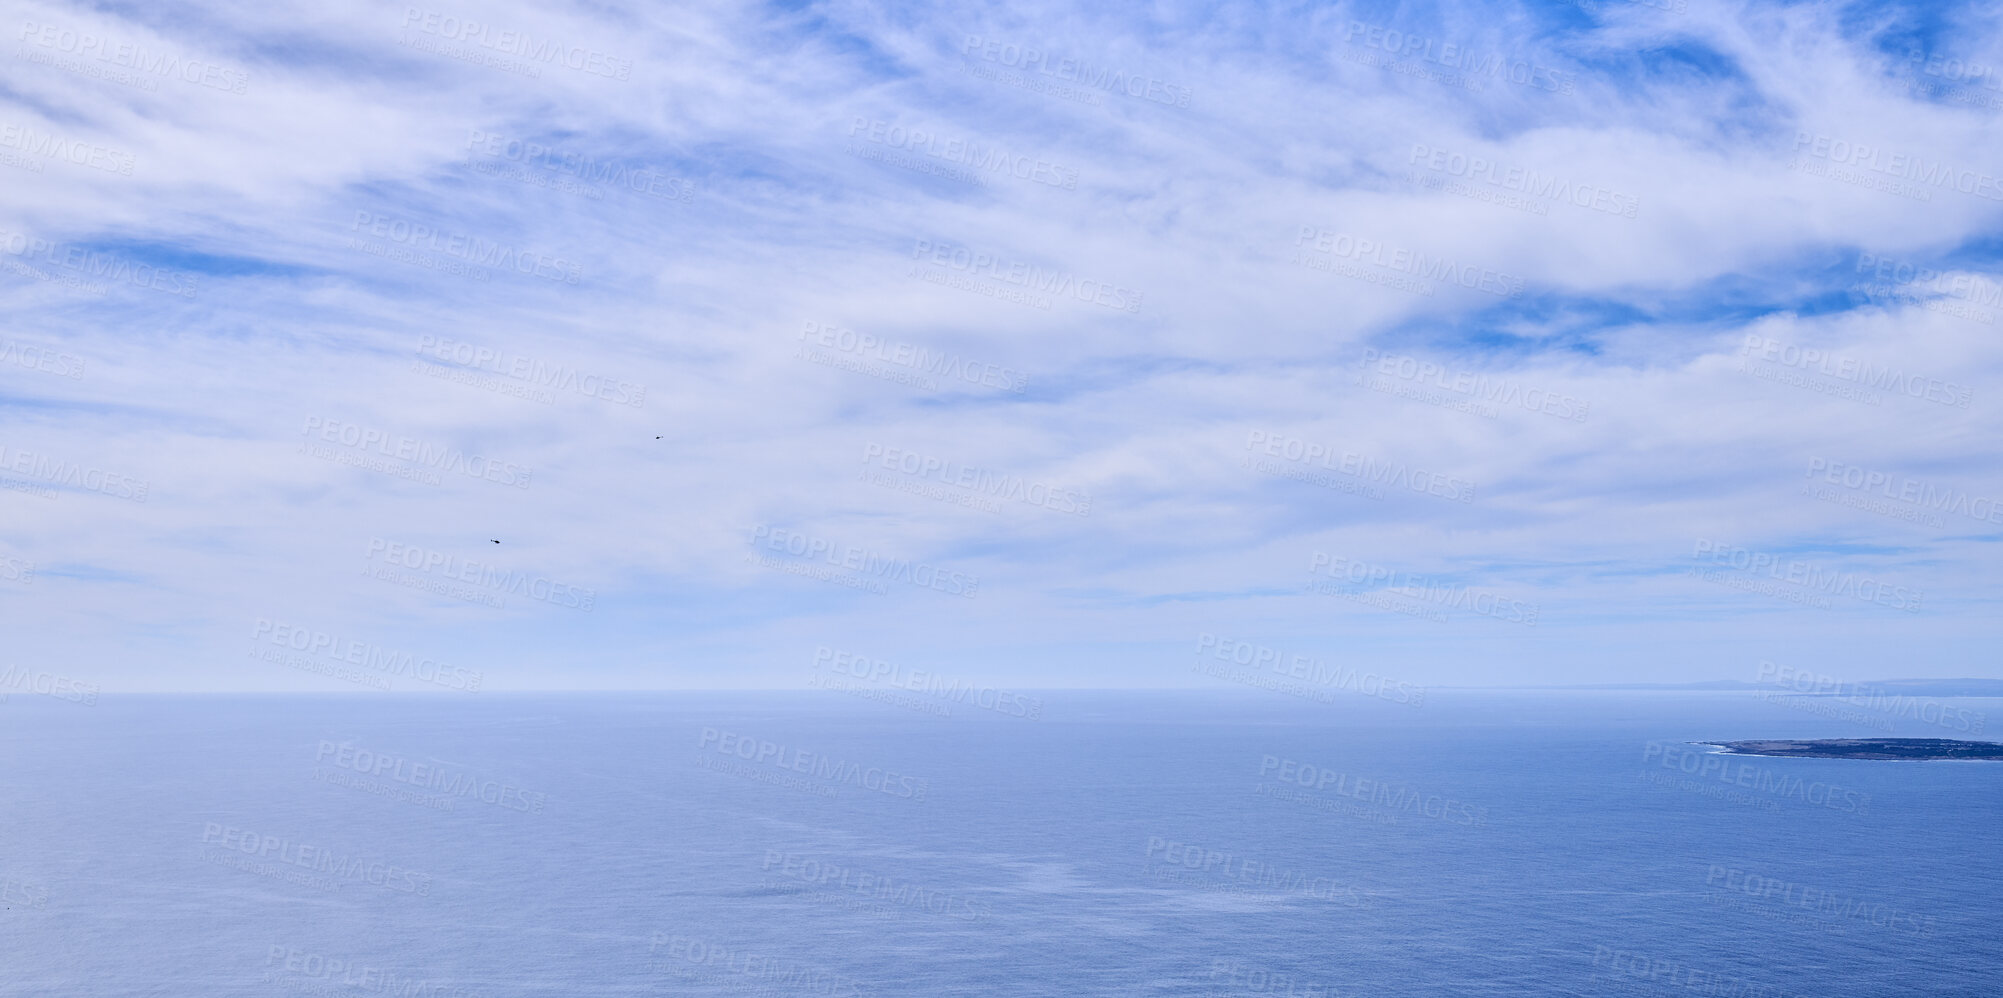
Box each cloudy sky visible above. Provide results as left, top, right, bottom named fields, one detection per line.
left=1, top=0, right=1998, bottom=693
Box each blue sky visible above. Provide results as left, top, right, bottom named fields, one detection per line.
left=1, top=0, right=1999, bottom=692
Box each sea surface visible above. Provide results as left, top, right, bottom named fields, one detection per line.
left=1, top=690, right=1997, bottom=996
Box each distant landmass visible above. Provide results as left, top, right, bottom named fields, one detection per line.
left=1704, top=738, right=2003, bottom=761
left=1487, top=678, right=2003, bottom=697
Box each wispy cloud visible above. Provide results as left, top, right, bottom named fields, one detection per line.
left=2, top=0, right=1997, bottom=691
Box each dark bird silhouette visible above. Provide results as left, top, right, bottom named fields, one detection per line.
left=490, top=539, right=500, bottom=544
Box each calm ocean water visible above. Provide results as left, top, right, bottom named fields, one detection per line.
left=1, top=690, right=1997, bottom=996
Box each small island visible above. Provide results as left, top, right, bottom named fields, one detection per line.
left=1705, top=738, right=2003, bottom=761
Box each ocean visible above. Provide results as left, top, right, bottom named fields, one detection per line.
left=1, top=689, right=1997, bottom=996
